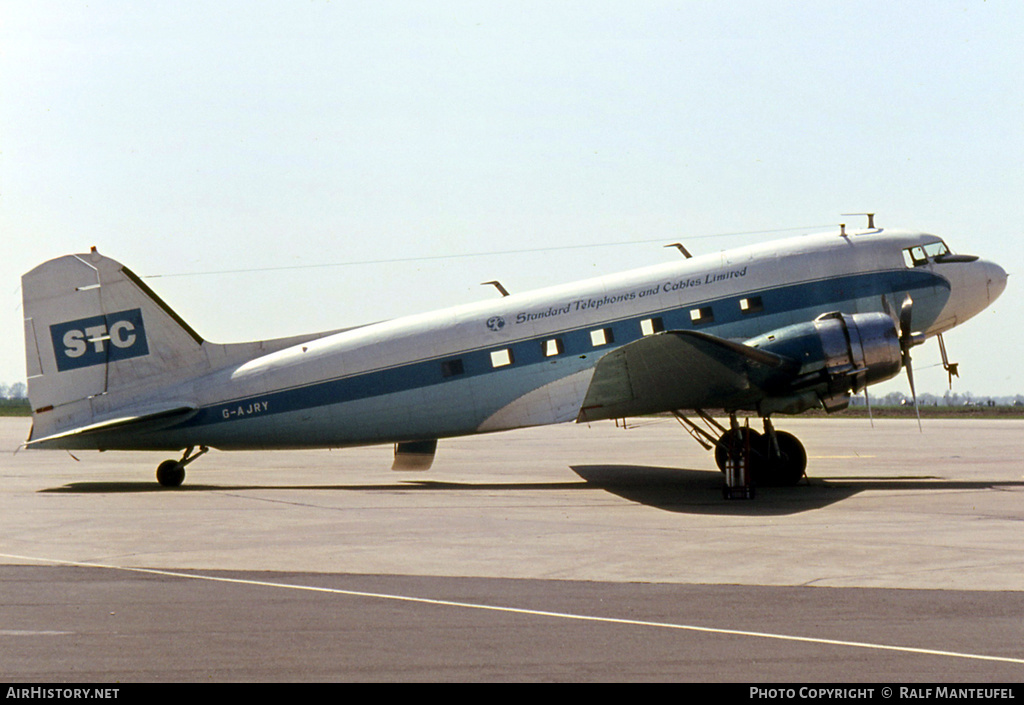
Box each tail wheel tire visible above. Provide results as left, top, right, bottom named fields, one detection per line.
left=156, top=460, right=185, bottom=488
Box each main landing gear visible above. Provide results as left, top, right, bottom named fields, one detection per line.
left=673, top=411, right=808, bottom=492
left=155, top=445, right=209, bottom=487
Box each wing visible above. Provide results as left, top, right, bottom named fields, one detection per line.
left=577, top=330, right=799, bottom=422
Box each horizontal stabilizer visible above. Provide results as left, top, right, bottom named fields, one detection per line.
left=27, top=405, right=197, bottom=450
left=577, top=330, right=797, bottom=422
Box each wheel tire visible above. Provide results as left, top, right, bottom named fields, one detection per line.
left=757, top=431, right=806, bottom=486
left=156, top=459, right=185, bottom=487
left=714, top=428, right=762, bottom=472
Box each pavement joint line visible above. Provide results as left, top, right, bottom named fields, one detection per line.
left=4, top=552, right=1023, bottom=666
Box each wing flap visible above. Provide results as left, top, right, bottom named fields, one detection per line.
left=577, top=331, right=797, bottom=422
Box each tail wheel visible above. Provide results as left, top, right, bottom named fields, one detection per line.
left=156, top=460, right=185, bottom=488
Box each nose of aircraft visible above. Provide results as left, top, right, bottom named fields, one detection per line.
left=935, top=256, right=1008, bottom=331
left=983, top=258, right=1008, bottom=304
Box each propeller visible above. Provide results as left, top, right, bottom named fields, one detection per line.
left=897, top=295, right=923, bottom=431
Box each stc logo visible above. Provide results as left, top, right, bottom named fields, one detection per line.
left=49, top=309, right=150, bottom=371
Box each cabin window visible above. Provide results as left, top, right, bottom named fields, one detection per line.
left=590, top=328, right=615, bottom=346
left=640, top=317, right=664, bottom=336
left=689, top=306, right=713, bottom=325
left=739, top=296, right=763, bottom=314
left=441, top=359, right=464, bottom=378
left=542, top=338, right=564, bottom=357
left=490, top=349, right=514, bottom=368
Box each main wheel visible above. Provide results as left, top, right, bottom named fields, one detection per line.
left=714, top=428, right=762, bottom=472
left=756, top=431, right=806, bottom=486
left=156, top=459, right=186, bottom=487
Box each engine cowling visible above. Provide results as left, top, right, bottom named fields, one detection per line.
left=744, top=311, right=903, bottom=413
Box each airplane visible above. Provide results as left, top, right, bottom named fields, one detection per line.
left=20, top=221, right=1007, bottom=492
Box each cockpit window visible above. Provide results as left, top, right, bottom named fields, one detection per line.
left=902, top=240, right=949, bottom=267
left=903, top=246, right=927, bottom=267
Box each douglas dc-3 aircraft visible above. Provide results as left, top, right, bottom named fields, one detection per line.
left=21, top=222, right=1007, bottom=490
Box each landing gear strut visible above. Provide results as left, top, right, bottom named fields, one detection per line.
left=673, top=410, right=807, bottom=492
left=720, top=415, right=755, bottom=499
left=155, top=445, right=209, bottom=487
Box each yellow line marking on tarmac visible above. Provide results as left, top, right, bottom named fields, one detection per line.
left=810, top=455, right=876, bottom=459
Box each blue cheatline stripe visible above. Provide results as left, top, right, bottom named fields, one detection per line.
left=172, top=268, right=948, bottom=433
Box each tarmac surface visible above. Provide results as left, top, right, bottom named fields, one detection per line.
left=1, top=415, right=1023, bottom=682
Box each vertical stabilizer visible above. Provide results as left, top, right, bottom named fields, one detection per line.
left=22, top=249, right=207, bottom=440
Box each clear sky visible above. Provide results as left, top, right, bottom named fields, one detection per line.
left=2, top=1, right=1021, bottom=399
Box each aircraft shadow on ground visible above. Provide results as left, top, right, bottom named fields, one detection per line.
left=569, top=464, right=1024, bottom=515
left=570, top=464, right=849, bottom=515
left=39, top=464, right=1024, bottom=516
left=39, top=480, right=583, bottom=495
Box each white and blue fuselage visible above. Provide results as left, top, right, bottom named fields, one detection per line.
left=135, top=228, right=1004, bottom=449
left=22, top=227, right=1006, bottom=456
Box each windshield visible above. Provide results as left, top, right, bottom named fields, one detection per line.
left=902, top=240, right=949, bottom=267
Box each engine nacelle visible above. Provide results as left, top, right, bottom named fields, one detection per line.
left=745, top=311, right=903, bottom=413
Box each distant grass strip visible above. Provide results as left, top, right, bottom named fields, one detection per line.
left=0, top=399, right=31, bottom=417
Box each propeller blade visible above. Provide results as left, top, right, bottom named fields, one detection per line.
left=899, top=295, right=914, bottom=350
left=898, top=295, right=922, bottom=432
left=905, top=350, right=923, bottom=432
